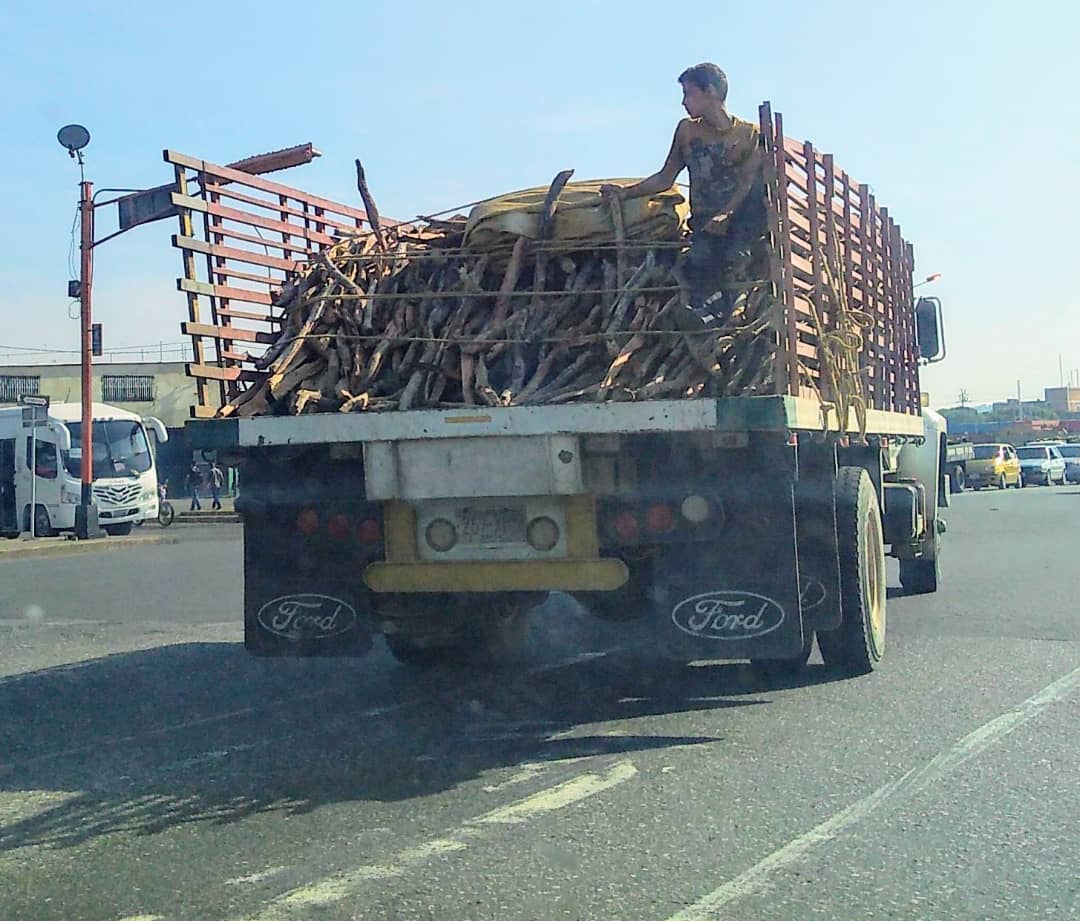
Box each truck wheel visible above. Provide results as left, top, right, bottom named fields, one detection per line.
left=949, top=466, right=966, bottom=493
left=899, top=533, right=940, bottom=595
left=24, top=505, right=56, bottom=537
left=750, top=630, right=814, bottom=677
left=817, top=467, right=886, bottom=675
left=386, top=602, right=530, bottom=667
left=104, top=522, right=133, bottom=536
left=997, top=473, right=1007, bottom=490
left=1014, top=472, right=1024, bottom=489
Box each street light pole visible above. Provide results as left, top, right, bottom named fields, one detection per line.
left=58, top=124, right=101, bottom=539
left=76, top=176, right=101, bottom=538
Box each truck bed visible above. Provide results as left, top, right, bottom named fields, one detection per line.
left=166, top=102, right=923, bottom=425
left=187, top=395, right=924, bottom=450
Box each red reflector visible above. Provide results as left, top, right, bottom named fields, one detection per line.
left=645, top=503, right=675, bottom=532
left=613, top=511, right=640, bottom=541
left=296, top=509, right=319, bottom=536
left=356, top=518, right=382, bottom=544
left=327, top=513, right=350, bottom=540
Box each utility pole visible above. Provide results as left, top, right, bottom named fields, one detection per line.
left=58, top=124, right=102, bottom=539
left=958, top=389, right=970, bottom=408
left=1017, top=380, right=1023, bottom=422
left=77, top=176, right=101, bottom=538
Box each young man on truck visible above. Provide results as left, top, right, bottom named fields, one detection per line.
left=602, top=63, right=767, bottom=326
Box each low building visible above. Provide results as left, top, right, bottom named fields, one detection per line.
left=0, top=362, right=201, bottom=491
left=1044, top=387, right=1080, bottom=414
left=0, top=362, right=195, bottom=427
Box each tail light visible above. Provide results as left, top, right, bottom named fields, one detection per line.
left=296, top=509, right=319, bottom=536
left=645, top=503, right=675, bottom=533
left=327, top=513, right=351, bottom=540
left=680, top=495, right=711, bottom=524
left=612, top=511, right=640, bottom=541
left=355, top=518, right=382, bottom=544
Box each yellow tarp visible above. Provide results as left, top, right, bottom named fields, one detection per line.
left=463, top=179, right=688, bottom=251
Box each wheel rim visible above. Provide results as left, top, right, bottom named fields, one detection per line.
left=864, top=507, right=886, bottom=655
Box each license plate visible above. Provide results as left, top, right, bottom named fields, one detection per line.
left=458, top=506, right=526, bottom=545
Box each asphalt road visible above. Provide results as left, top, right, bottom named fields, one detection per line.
left=0, top=489, right=1078, bottom=921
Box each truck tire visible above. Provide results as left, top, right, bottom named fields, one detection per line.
left=899, top=533, right=940, bottom=595
left=385, top=603, right=530, bottom=667
left=817, top=467, right=886, bottom=675
left=997, top=473, right=1007, bottom=490
left=24, top=504, right=56, bottom=538
left=949, top=466, right=966, bottom=493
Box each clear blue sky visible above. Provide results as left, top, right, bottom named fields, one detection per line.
left=1, top=0, right=1076, bottom=407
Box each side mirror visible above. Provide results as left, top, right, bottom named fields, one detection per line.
left=143, top=416, right=169, bottom=444
left=915, top=296, right=945, bottom=363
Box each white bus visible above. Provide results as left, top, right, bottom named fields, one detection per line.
left=0, top=402, right=168, bottom=537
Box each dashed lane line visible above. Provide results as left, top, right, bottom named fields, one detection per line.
left=665, top=664, right=1080, bottom=920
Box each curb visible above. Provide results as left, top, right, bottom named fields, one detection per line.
left=0, top=533, right=185, bottom=561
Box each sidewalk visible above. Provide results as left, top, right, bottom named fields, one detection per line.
left=0, top=530, right=182, bottom=561
left=175, top=494, right=240, bottom=524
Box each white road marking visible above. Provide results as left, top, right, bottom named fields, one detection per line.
left=481, top=762, right=547, bottom=793
left=475, top=760, right=638, bottom=826
left=666, top=664, right=1080, bottom=921
left=241, top=760, right=638, bottom=919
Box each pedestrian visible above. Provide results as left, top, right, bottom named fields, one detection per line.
left=209, top=461, right=225, bottom=511
left=184, top=461, right=203, bottom=511
left=601, top=63, right=767, bottom=327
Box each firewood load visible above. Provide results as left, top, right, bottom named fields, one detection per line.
left=220, top=172, right=787, bottom=419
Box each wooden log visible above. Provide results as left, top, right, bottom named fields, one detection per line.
left=270, top=357, right=324, bottom=400
left=355, top=159, right=386, bottom=251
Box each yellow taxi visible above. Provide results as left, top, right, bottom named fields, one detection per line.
left=967, top=443, right=1023, bottom=490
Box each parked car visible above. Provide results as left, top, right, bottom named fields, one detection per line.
left=1016, top=444, right=1067, bottom=486
left=1056, top=443, right=1080, bottom=483
left=967, top=443, right=1023, bottom=490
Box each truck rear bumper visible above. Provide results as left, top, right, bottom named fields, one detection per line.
left=364, top=558, right=628, bottom=593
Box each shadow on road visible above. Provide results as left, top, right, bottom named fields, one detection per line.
left=0, top=603, right=841, bottom=853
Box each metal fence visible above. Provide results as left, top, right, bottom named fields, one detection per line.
left=0, top=375, right=41, bottom=403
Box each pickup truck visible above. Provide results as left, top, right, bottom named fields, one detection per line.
left=170, top=102, right=950, bottom=678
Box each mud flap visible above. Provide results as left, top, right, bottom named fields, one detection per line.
left=242, top=509, right=375, bottom=657
left=795, top=440, right=842, bottom=632
left=652, top=436, right=805, bottom=661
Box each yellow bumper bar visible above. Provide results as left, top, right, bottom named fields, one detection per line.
left=363, top=558, right=629, bottom=593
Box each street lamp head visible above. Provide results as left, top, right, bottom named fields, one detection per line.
left=57, top=124, right=90, bottom=157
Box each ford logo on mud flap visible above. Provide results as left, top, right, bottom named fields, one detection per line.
left=257, top=594, right=357, bottom=641
left=800, top=577, right=827, bottom=611
left=671, top=590, right=785, bottom=640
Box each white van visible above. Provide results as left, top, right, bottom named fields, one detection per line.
left=0, top=402, right=168, bottom=537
